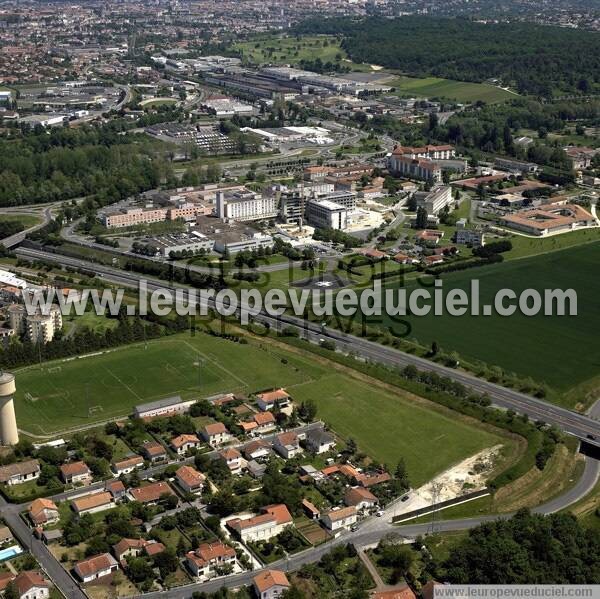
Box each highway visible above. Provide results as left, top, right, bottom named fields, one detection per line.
left=15, top=245, right=600, bottom=447
left=11, top=245, right=600, bottom=598
left=0, top=207, right=53, bottom=249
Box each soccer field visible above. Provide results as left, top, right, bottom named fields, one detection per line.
left=14, top=333, right=318, bottom=435
left=13, top=330, right=505, bottom=485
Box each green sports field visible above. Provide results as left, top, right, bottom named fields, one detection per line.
left=13, top=331, right=503, bottom=485
left=377, top=242, right=600, bottom=403
left=14, top=333, right=319, bottom=435
left=389, top=76, right=516, bottom=104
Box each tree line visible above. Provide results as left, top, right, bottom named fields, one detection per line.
left=294, top=16, right=600, bottom=97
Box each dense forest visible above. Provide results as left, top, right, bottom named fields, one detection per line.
left=294, top=17, right=600, bottom=96
left=432, top=510, right=600, bottom=583
left=0, top=126, right=170, bottom=207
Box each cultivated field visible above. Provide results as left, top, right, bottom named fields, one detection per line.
left=378, top=242, right=600, bottom=402
left=389, top=76, right=515, bottom=104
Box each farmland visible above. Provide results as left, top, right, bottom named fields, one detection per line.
left=13, top=330, right=503, bottom=485
left=389, top=76, right=516, bottom=104
left=377, top=242, right=600, bottom=402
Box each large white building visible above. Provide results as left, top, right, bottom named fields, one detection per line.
left=8, top=304, right=62, bottom=344
left=413, top=186, right=453, bottom=215
left=227, top=504, right=293, bottom=543
left=307, top=199, right=348, bottom=230
left=216, top=190, right=278, bottom=222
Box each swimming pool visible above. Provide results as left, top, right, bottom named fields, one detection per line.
left=0, top=545, right=23, bottom=562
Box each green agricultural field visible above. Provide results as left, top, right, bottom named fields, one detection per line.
left=0, top=213, right=41, bottom=229
left=389, top=76, right=516, bottom=104
left=376, top=242, right=600, bottom=402
left=290, top=373, right=501, bottom=486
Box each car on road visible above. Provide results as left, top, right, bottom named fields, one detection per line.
left=401, top=494, right=410, bottom=502
left=375, top=510, right=384, bottom=517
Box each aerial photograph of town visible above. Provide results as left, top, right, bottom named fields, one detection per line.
left=0, top=0, right=598, bottom=597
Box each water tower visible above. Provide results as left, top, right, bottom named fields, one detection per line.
left=0, top=372, right=19, bottom=446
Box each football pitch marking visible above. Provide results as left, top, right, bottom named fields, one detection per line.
left=181, top=339, right=248, bottom=388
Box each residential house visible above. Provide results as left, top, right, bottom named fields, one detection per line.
left=105, top=480, right=126, bottom=501
left=185, top=541, right=237, bottom=581
left=73, top=553, right=119, bottom=584
left=170, top=433, right=202, bottom=455
left=71, top=492, right=115, bottom=517
left=322, top=506, right=357, bottom=531
left=227, top=504, right=293, bottom=543
left=200, top=423, right=231, bottom=447
left=246, top=460, right=267, bottom=478
left=144, top=542, right=165, bottom=558
left=128, top=481, right=176, bottom=505
left=140, top=441, right=167, bottom=463
left=0, top=526, right=13, bottom=545
left=305, top=429, right=336, bottom=454
left=60, top=461, right=91, bottom=485
left=0, top=460, right=40, bottom=486
left=0, top=573, right=14, bottom=594
left=372, top=587, right=417, bottom=599
left=12, top=571, right=50, bottom=599
left=251, top=411, right=277, bottom=434
left=301, top=499, right=320, bottom=520
left=175, top=465, right=206, bottom=494
left=218, top=448, right=243, bottom=475
left=357, top=472, right=391, bottom=488
left=112, top=538, right=147, bottom=562
left=241, top=411, right=277, bottom=436
left=344, top=487, right=378, bottom=511
left=28, top=498, right=59, bottom=527
left=243, top=439, right=271, bottom=461
left=111, top=455, right=144, bottom=477
left=253, top=570, right=291, bottom=599
left=256, top=389, right=291, bottom=412
left=273, top=432, right=302, bottom=459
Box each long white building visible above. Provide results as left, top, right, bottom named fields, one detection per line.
left=216, top=190, right=278, bottom=222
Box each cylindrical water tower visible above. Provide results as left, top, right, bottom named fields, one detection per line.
left=0, top=372, right=19, bottom=446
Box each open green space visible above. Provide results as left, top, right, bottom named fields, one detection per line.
left=13, top=329, right=502, bottom=486
left=289, top=373, right=501, bottom=486
left=389, top=76, right=515, bottom=104
left=14, top=332, right=318, bottom=435
left=505, top=228, right=600, bottom=260
left=234, top=35, right=346, bottom=65
left=377, top=242, right=600, bottom=401
left=0, top=213, right=41, bottom=229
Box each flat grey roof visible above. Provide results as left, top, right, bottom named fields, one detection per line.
left=134, top=395, right=184, bottom=414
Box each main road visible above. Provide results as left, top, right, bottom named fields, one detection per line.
left=15, top=245, right=600, bottom=447
left=10, top=246, right=600, bottom=598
